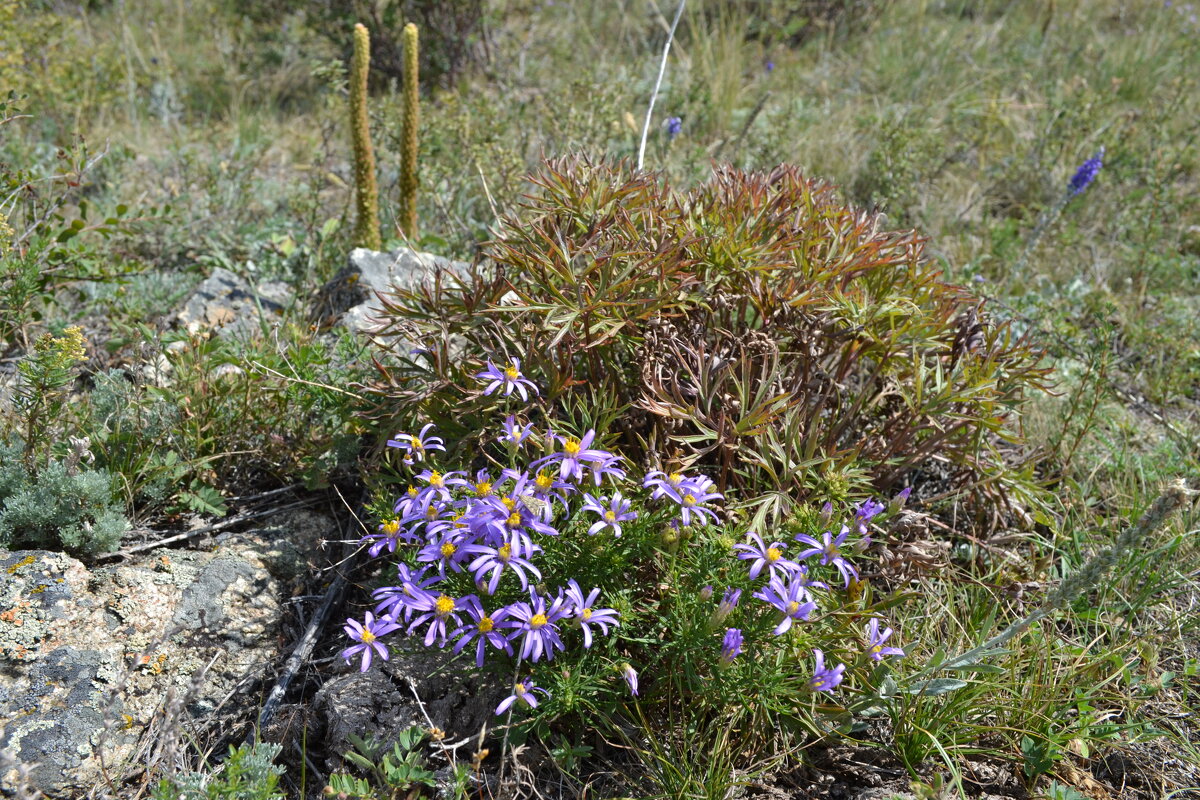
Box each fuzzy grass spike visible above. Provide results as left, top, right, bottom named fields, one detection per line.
left=398, top=22, right=420, bottom=238
left=350, top=23, right=382, bottom=250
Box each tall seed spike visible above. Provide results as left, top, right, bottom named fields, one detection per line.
left=398, top=22, right=420, bottom=238
left=350, top=23, right=382, bottom=250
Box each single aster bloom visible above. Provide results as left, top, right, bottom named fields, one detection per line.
left=563, top=579, right=620, bottom=647
left=361, top=517, right=409, bottom=558
left=794, top=526, right=859, bottom=589
left=416, top=529, right=472, bottom=577
left=674, top=482, right=723, bottom=527
left=477, top=358, right=540, bottom=401
left=733, top=531, right=799, bottom=580
left=386, top=423, right=445, bottom=462
left=452, top=597, right=515, bottom=667
left=865, top=618, right=905, bottom=661
left=664, top=115, right=682, bottom=139
left=720, top=628, right=743, bottom=665
left=852, top=497, right=886, bottom=535
left=642, top=470, right=697, bottom=503
left=508, top=590, right=569, bottom=663
left=712, top=587, right=741, bottom=626
left=581, top=491, right=637, bottom=537
left=532, top=429, right=612, bottom=482
left=340, top=612, right=401, bottom=672
left=753, top=575, right=818, bottom=635
left=371, top=564, right=441, bottom=623
left=495, top=678, right=549, bottom=715
left=583, top=454, right=628, bottom=487
left=415, top=468, right=469, bottom=502
left=463, top=531, right=543, bottom=595
left=621, top=663, right=639, bottom=697
left=406, top=589, right=468, bottom=647
left=498, top=415, right=535, bottom=448
left=809, top=648, right=846, bottom=693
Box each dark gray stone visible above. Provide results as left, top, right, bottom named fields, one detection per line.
left=175, top=266, right=295, bottom=338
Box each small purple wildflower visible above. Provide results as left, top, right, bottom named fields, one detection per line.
left=476, top=358, right=540, bottom=400
left=794, top=526, right=859, bottom=588
left=865, top=618, right=905, bottom=661
left=452, top=597, right=515, bottom=667
left=734, top=531, right=799, bottom=580
left=581, top=491, right=637, bottom=537
left=753, top=575, right=818, bottom=635
left=495, top=678, right=548, bottom=715
left=340, top=612, right=401, bottom=672
left=712, top=587, right=741, bottom=626
left=464, top=531, right=542, bottom=595
left=406, top=589, right=468, bottom=647
left=1067, top=146, right=1104, bottom=196
left=532, top=429, right=612, bottom=482
left=699, top=585, right=714, bottom=601
left=765, top=59, right=775, bottom=72
left=720, top=628, right=743, bottom=665
left=499, top=415, right=535, bottom=448
left=809, top=648, right=846, bottom=693
left=622, top=663, right=639, bottom=696
left=891, top=486, right=912, bottom=511
left=386, top=423, right=445, bottom=462
left=674, top=482, right=723, bottom=527
left=664, top=116, right=682, bottom=139
left=508, top=590, right=569, bottom=662
left=563, top=580, right=620, bottom=647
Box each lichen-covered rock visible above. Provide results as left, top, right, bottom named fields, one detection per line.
left=0, top=543, right=285, bottom=795
left=312, top=247, right=470, bottom=334
left=174, top=266, right=293, bottom=338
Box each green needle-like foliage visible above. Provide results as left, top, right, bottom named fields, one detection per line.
left=350, top=22, right=382, bottom=251
left=398, top=22, right=420, bottom=238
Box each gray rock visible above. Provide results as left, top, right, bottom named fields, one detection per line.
left=0, top=539, right=287, bottom=795
left=175, top=266, right=294, bottom=337
left=312, top=247, right=471, bottom=335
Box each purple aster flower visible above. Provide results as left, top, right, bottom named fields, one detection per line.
left=532, top=429, right=612, bottom=482
left=476, top=357, right=540, bottom=400
left=386, top=423, right=445, bottom=462
left=794, top=526, right=859, bottom=588
left=463, top=531, right=542, bottom=595
left=406, top=589, right=469, bottom=647
left=865, top=618, right=905, bottom=661
left=495, top=678, right=549, bottom=715
left=674, top=482, right=723, bottom=527
left=581, top=491, right=637, bottom=537
left=891, top=486, right=912, bottom=511
left=809, top=648, right=846, bottom=693
left=712, top=587, right=741, bottom=626
left=664, top=116, right=682, bottom=139
left=340, top=612, right=401, bottom=672
left=733, top=531, right=800, bottom=580
left=643, top=470, right=698, bottom=503
left=622, top=663, right=639, bottom=697
left=361, top=517, right=409, bottom=558
left=416, top=529, right=472, bottom=576
left=720, top=628, right=743, bottom=665
left=508, top=590, right=569, bottom=662
left=765, top=59, right=775, bottom=72
left=452, top=597, right=515, bottom=667
left=1067, top=146, right=1104, bottom=197
left=498, top=415, right=535, bottom=448
left=583, top=454, right=628, bottom=486
left=852, top=498, right=886, bottom=535
left=753, top=575, right=818, bottom=635
left=699, top=585, right=714, bottom=601
left=563, top=579, right=620, bottom=647
left=371, top=564, right=441, bottom=623
left=522, top=468, right=574, bottom=518
left=415, top=468, right=469, bottom=502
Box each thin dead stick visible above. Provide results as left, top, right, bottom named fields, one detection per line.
left=95, top=500, right=315, bottom=562
left=636, top=0, right=686, bottom=171
left=253, top=536, right=355, bottom=741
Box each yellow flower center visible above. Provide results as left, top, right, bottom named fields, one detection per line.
left=440, top=542, right=456, bottom=558
left=498, top=544, right=512, bottom=562
left=507, top=512, right=522, bottom=528
left=360, top=629, right=376, bottom=644
left=407, top=486, right=418, bottom=497
left=668, top=472, right=683, bottom=485
left=475, top=481, right=492, bottom=496
left=563, top=437, right=582, bottom=457
left=429, top=471, right=444, bottom=487
left=434, top=595, right=455, bottom=616
left=766, top=547, right=781, bottom=562
left=682, top=493, right=696, bottom=507
left=581, top=608, right=593, bottom=621
left=870, top=644, right=883, bottom=655
left=514, top=681, right=527, bottom=696
left=382, top=519, right=400, bottom=536
left=786, top=601, right=800, bottom=615
left=530, top=613, right=547, bottom=629
left=812, top=676, right=826, bottom=689
left=535, top=472, right=553, bottom=491
left=504, top=364, right=520, bottom=380
left=478, top=616, right=495, bottom=633
left=502, top=497, right=517, bottom=511
left=426, top=506, right=438, bottom=520
left=604, top=510, right=617, bottom=522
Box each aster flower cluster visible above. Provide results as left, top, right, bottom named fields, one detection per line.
left=717, top=496, right=906, bottom=693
